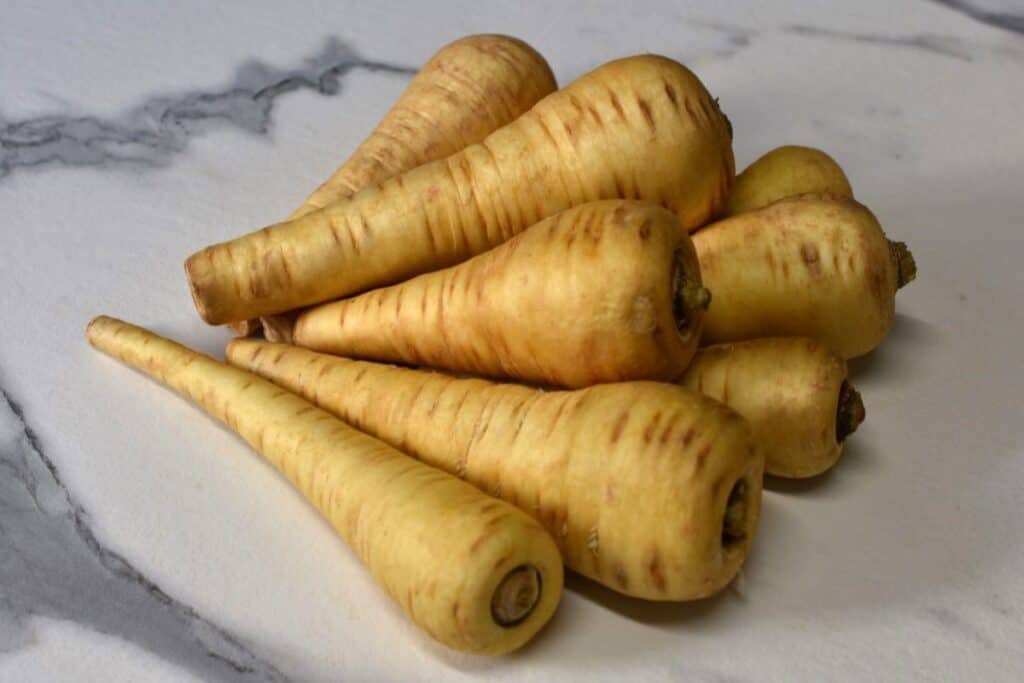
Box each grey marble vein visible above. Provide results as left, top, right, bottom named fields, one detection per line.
left=0, top=37, right=415, bottom=181
left=686, top=20, right=759, bottom=62
left=783, top=24, right=975, bottom=61
left=929, top=0, right=1024, bottom=36
left=0, top=385, right=290, bottom=681
left=923, top=607, right=995, bottom=648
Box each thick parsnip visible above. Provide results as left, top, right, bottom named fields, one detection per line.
left=226, top=340, right=763, bottom=601
left=187, top=54, right=734, bottom=325
left=86, top=316, right=562, bottom=655
left=293, top=201, right=708, bottom=388
left=681, top=337, right=865, bottom=478
left=724, top=145, right=853, bottom=216
left=694, top=195, right=916, bottom=358
left=231, top=34, right=557, bottom=340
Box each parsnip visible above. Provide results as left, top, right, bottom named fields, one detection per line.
left=231, top=34, right=557, bottom=340
left=681, top=337, right=864, bottom=478
left=293, top=201, right=708, bottom=388
left=187, top=54, right=734, bottom=325
left=694, top=195, right=916, bottom=358
left=86, top=316, right=562, bottom=655
left=724, top=145, right=853, bottom=216
left=226, top=340, right=764, bottom=601
left=292, top=34, right=557, bottom=219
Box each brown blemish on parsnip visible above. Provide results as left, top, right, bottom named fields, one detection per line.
left=664, top=82, right=679, bottom=109
left=610, top=410, right=630, bottom=444
left=637, top=98, right=656, bottom=131
left=801, top=243, right=822, bottom=277
left=642, top=410, right=663, bottom=444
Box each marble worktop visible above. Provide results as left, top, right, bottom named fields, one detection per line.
left=2, top=1, right=1023, bottom=680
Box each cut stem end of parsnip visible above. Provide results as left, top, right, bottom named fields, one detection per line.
left=889, top=240, right=917, bottom=289
left=673, top=251, right=712, bottom=333
left=836, top=381, right=866, bottom=443
left=721, top=479, right=749, bottom=551
left=491, top=565, right=542, bottom=627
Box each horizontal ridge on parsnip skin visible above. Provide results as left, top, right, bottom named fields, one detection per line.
left=681, top=337, right=864, bottom=478
left=85, top=316, right=563, bottom=656
left=186, top=54, right=734, bottom=325
left=292, top=201, right=709, bottom=388
left=229, top=34, right=559, bottom=340
left=226, top=339, right=764, bottom=601
left=694, top=194, right=917, bottom=359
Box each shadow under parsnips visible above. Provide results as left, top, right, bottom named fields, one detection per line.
left=763, top=438, right=877, bottom=497
left=563, top=571, right=732, bottom=626
left=849, top=312, right=940, bottom=382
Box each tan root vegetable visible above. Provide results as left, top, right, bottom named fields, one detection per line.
left=230, top=34, right=558, bottom=340
left=186, top=54, right=735, bottom=325
left=724, top=145, right=853, bottom=216
left=292, top=34, right=557, bottom=219
left=694, top=195, right=916, bottom=358
left=86, top=316, right=562, bottom=655
left=681, top=337, right=865, bottom=478
left=293, top=201, right=708, bottom=388
left=226, top=340, right=764, bottom=601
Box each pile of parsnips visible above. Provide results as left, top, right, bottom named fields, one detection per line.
left=88, top=35, right=915, bottom=656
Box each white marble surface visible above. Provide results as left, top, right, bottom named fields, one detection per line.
left=3, top=1, right=1024, bottom=680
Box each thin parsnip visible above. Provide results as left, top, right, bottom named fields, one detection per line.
left=231, top=34, right=557, bottom=340
left=293, top=201, right=708, bottom=387
left=226, top=340, right=764, bottom=601
left=86, top=316, right=562, bottom=655
left=681, top=337, right=865, bottom=478
left=724, top=145, right=853, bottom=216
left=186, top=54, right=735, bottom=325
left=694, top=194, right=916, bottom=358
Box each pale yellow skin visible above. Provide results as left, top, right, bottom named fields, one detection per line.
left=226, top=340, right=764, bottom=601
left=724, top=145, right=853, bottom=217
left=292, top=34, right=557, bottom=219
left=86, top=316, right=563, bottom=656
left=230, top=34, right=557, bottom=339
left=187, top=54, right=735, bottom=325
left=694, top=195, right=897, bottom=358
left=681, top=337, right=852, bottom=478
left=293, top=201, right=705, bottom=388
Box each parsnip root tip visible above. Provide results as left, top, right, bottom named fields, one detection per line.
left=491, top=565, right=541, bottom=627
left=889, top=240, right=917, bottom=289
left=673, top=252, right=712, bottom=332
left=836, top=381, right=866, bottom=443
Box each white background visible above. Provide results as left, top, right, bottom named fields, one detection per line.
left=2, top=1, right=1023, bottom=680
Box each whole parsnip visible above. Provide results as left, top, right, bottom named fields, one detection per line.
left=293, top=201, right=709, bottom=388
left=86, top=316, right=562, bottom=655
left=227, top=340, right=764, bottom=601
left=694, top=195, right=916, bottom=358
left=187, top=54, right=734, bottom=325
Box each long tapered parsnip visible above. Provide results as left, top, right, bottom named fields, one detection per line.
left=694, top=194, right=917, bottom=358
left=680, top=337, right=865, bottom=478
left=187, top=54, right=735, bottom=325
left=724, top=145, right=853, bottom=216
left=86, top=316, right=562, bottom=655
left=292, top=34, right=557, bottom=220
left=293, top=201, right=709, bottom=388
left=226, top=340, right=764, bottom=601
left=230, top=34, right=558, bottom=340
